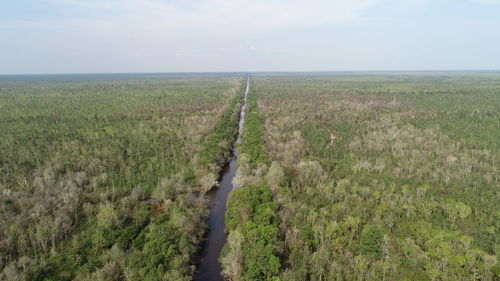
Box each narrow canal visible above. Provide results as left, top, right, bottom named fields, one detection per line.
left=194, top=77, right=249, bottom=281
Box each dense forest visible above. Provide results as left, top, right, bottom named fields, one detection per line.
left=0, top=74, right=244, bottom=280
left=223, top=73, right=499, bottom=280
left=0, top=73, right=499, bottom=281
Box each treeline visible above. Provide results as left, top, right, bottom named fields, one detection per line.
left=0, top=75, right=244, bottom=280
left=222, top=185, right=281, bottom=281
left=196, top=82, right=245, bottom=192
left=238, top=91, right=268, bottom=166
left=221, top=86, right=282, bottom=281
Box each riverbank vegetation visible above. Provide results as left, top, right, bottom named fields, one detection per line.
left=246, top=73, right=499, bottom=280
left=0, top=74, right=244, bottom=280
left=221, top=87, right=281, bottom=281
left=197, top=80, right=244, bottom=193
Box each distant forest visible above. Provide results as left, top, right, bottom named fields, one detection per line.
left=0, top=73, right=498, bottom=281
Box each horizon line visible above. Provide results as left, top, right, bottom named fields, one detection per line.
left=1, top=69, right=500, bottom=76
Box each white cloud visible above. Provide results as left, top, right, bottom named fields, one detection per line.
left=248, top=45, right=288, bottom=54
left=175, top=52, right=220, bottom=57
left=44, top=0, right=385, bottom=34
left=133, top=52, right=154, bottom=57
left=8, top=0, right=499, bottom=74
left=473, top=0, right=500, bottom=4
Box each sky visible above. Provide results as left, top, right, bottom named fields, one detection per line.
left=1, top=0, right=500, bottom=74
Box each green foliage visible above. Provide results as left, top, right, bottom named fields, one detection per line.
left=198, top=85, right=243, bottom=168
left=223, top=185, right=281, bottom=281
left=135, top=215, right=185, bottom=278
left=225, top=185, right=265, bottom=232
left=360, top=225, right=384, bottom=259
left=221, top=83, right=283, bottom=280
left=96, top=207, right=119, bottom=229
left=443, top=199, right=472, bottom=220
left=242, top=233, right=281, bottom=281
left=239, top=92, right=269, bottom=166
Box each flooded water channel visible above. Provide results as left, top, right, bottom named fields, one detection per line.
left=194, top=77, right=249, bottom=281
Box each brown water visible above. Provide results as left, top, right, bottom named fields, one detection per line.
left=194, top=77, right=249, bottom=281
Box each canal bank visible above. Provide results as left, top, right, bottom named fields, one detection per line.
left=194, top=77, right=249, bottom=281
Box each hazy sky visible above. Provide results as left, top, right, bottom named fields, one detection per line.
left=1, top=0, right=500, bottom=74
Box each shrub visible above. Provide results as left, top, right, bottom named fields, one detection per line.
left=360, top=225, right=384, bottom=259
